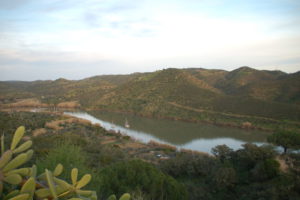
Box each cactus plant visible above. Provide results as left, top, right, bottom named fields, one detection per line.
left=107, top=193, right=131, bottom=200
left=119, top=193, right=131, bottom=200
left=0, top=126, right=98, bottom=200
left=0, top=126, right=32, bottom=197
left=0, top=126, right=131, bottom=200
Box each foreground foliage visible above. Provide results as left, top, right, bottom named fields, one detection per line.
left=0, top=126, right=98, bottom=199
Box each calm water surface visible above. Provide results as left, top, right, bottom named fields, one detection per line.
left=65, top=111, right=271, bottom=153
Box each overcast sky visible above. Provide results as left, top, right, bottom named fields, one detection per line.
left=0, top=0, right=300, bottom=81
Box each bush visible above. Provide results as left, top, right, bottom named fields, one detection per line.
left=231, top=143, right=277, bottom=170
left=160, top=152, right=217, bottom=178
left=98, top=159, right=188, bottom=200
left=251, top=159, right=280, bottom=181
left=36, top=142, right=89, bottom=181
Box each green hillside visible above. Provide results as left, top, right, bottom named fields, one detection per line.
left=97, top=69, right=221, bottom=112
left=1, top=67, right=300, bottom=131
left=214, top=67, right=300, bottom=104
left=93, top=68, right=300, bottom=131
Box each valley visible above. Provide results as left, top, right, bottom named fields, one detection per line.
left=1, top=67, right=300, bottom=132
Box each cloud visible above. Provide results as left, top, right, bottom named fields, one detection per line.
left=0, top=49, right=130, bottom=80
left=270, top=19, right=300, bottom=35
left=81, top=1, right=156, bottom=38
left=0, top=0, right=34, bottom=10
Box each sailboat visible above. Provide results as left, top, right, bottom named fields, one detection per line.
left=125, top=118, right=130, bottom=128
left=111, top=120, right=116, bottom=128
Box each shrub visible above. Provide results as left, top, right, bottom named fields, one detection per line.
left=232, top=143, right=277, bottom=170
left=160, top=152, right=217, bottom=178
left=36, top=142, right=89, bottom=182
left=251, top=159, right=280, bottom=181
left=98, top=159, right=188, bottom=200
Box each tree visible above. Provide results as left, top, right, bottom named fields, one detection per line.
left=213, top=167, right=237, bottom=189
left=268, top=130, right=300, bottom=153
left=231, top=143, right=277, bottom=171
left=211, top=144, right=233, bottom=163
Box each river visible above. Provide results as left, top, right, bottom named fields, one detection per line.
left=65, top=111, right=271, bottom=153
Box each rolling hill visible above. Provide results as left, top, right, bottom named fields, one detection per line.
left=1, top=67, right=300, bottom=130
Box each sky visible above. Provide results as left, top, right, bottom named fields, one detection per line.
left=0, top=0, right=300, bottom=81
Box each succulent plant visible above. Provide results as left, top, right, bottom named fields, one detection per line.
left=107, top=193, right=131, bottom=200
left=35, top=167, right=97, bottom=200
left=0, top=126, right=98, bottom=200
left=0, top=126, right=32, bottom=196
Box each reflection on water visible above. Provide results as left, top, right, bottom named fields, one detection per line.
left=65, top=111, right=271, bottom=153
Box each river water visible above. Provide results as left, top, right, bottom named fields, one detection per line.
left=65, top=111, right=271, bottom=153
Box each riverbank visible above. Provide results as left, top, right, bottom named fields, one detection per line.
left=0, top=110, right=209, bottom=161
left=0, top=107, right=273, bottom=152
left=2, top=97, right=299, bottom=132
left=0, top=104, right=276, bottom=132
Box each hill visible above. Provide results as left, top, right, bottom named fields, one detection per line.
left=96, top=69, right=221, bottom=112
left=94, top=68, right=300, bottom=129
left=1, top=67, right=300, bottom=131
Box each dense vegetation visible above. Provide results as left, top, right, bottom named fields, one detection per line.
left=1, top=67, right=300, bottom=131
left=160, top=144, right=293, bottom=200
left=98, top=160, right=187, bottom=199
left=0, top=111, right=299, bottom=199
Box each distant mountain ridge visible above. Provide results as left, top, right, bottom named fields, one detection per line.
left=1, top=67, right=300, bottom=130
